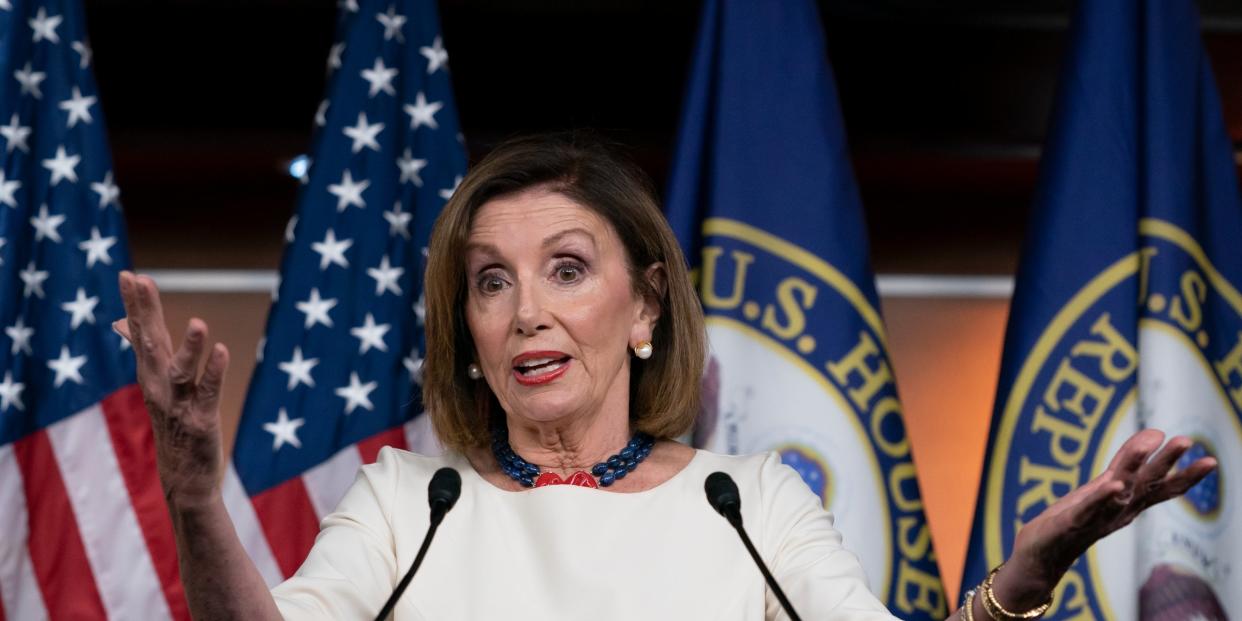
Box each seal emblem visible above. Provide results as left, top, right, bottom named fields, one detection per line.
left=983, top=219, right=1240, bottom=620
left=692, top=218, right=944, bottom=616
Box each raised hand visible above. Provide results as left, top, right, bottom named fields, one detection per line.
left=986, top=429, right=1218, bottom=611
left=116, top=271, right=230, bottom=509
left=115, top=272, right=281, bottom=620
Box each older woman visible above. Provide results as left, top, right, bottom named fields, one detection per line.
left=117, top=134, right=1215, bottom=620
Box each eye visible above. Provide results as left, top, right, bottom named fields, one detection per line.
left=476, top=272, right=508, bottom=294
left=554, top=261, right=584, bottom=284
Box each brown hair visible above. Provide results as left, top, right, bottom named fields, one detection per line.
left=422, top=132, right=705, bottom=451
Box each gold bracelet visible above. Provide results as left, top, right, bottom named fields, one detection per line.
left=980, top=564, right=1053, bottom=620
left=961, top=590, right=976, bottom=621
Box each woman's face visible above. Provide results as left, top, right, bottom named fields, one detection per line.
left=464, top=187, right=657, bottom=428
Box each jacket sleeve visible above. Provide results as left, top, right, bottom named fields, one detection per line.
left=757, top=452, right=901, bottom=621
left=270, top=447, right=424, bottom=620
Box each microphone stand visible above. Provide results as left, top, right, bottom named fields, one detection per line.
left=706, top=471, right=803, bottom=621
left=721, top=511, right=802, bottom=621
left=374, top=468, right=460, bottom=621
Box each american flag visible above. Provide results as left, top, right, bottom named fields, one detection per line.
left=0, top=0, right=192, bottom=619
left=221, top=0, right=466, bottom=583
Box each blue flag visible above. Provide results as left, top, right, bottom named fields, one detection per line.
left=963, top=0, right=1241, bottom=618
left=665, top=0, right=944, bottom=617
left=224, top=0, right=466, bottom=581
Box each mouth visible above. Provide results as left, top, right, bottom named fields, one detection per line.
left=512, top=350, right=572, bottom=386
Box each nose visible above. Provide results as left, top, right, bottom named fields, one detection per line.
left=513, top=281, right=552, bottom=336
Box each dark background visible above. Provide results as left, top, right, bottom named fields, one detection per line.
left=86, top=0, right=1242, bottom=274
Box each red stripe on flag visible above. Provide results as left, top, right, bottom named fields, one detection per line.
left=251, top=477, right=319, bottom=578
left=357, top=425, right=408, bottom=464
left=100, top=384, right=192, bottom=621
left=15, top=430, right=108, bottom=619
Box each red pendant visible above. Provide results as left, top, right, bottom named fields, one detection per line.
left=565, top=471, right=599, bottom=488
left=534, top=472, right=564, bottom=487
left=533, top=470, right=599, bottom=488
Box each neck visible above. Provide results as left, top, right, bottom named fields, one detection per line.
left=503, top=411, right=631, bottom=475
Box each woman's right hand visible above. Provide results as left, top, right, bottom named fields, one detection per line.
left=116, top=271, right=230, bottom=510
left=116, top=272, right=281, bottom=621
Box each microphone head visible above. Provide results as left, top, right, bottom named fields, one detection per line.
left=428, top=467, right=461, bottom=513
left=705, top=471, right=741, bottom=523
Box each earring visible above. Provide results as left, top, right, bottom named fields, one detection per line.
left=633, top=340, right=653, bottom=360
left=467, top=363, right=483, bottom=379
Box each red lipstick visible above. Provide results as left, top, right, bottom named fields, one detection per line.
left=511, top=350, right=572, bottom=386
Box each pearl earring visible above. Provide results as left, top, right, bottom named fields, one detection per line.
left=467, top=363, right=483, bottom=379
left=633, top=340, right=653, bottom=360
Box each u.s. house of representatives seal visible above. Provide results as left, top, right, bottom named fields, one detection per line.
left=983, top=219, right=1239, bottom=620
left=692, top=218, right=945, bottom=618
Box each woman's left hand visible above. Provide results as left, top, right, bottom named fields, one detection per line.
left=990, top=428, right=1217, bottom=606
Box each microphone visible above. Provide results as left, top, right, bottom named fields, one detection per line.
left=705, top=471, right=743, bottom=526
left=427, top=467, right=461, bottom=521
left=705, top=472, right=803, bottom=621
left=374, top=467, right=461, bottom=621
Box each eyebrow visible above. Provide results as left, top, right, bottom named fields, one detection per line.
left=464, top=227, right=597, bottom=263
left=463, top=240, right=500, bottom=258
left=541, top=227, right=596, bottom=250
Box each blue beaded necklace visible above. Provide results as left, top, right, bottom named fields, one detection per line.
left=491, top=427, right=655, bottom=488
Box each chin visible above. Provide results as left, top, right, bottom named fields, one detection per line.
left=506, top=391, right=587, bottom=426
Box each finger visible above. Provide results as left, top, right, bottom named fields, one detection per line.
left=169, top=318, right=209, bottom=401
left=118, top=270, right=138, bottom=314
left=1135, top=435, right=1192, bottom=493
left=1078, top=478, right=1127, bottom=523
left=133, top=274, right=175, bottom=358
left=112, top=319, right=133, bottom=344
left=1155, top=456, right=1218, bottom=502
left=1106, top=429, right=1164, bottom=477
left=118, top=272, right=145, bottom=357
left=1043, top=472, right=1106, bottom=519
left=194, top=343, right=229, bottom=422
left=119, top=271, right=164, bottom=381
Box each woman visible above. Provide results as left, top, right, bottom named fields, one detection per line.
left=116, top=134, right=1215, bottom=620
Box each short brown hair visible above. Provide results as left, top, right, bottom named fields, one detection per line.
left=422, top=132, right=705, bottom=451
